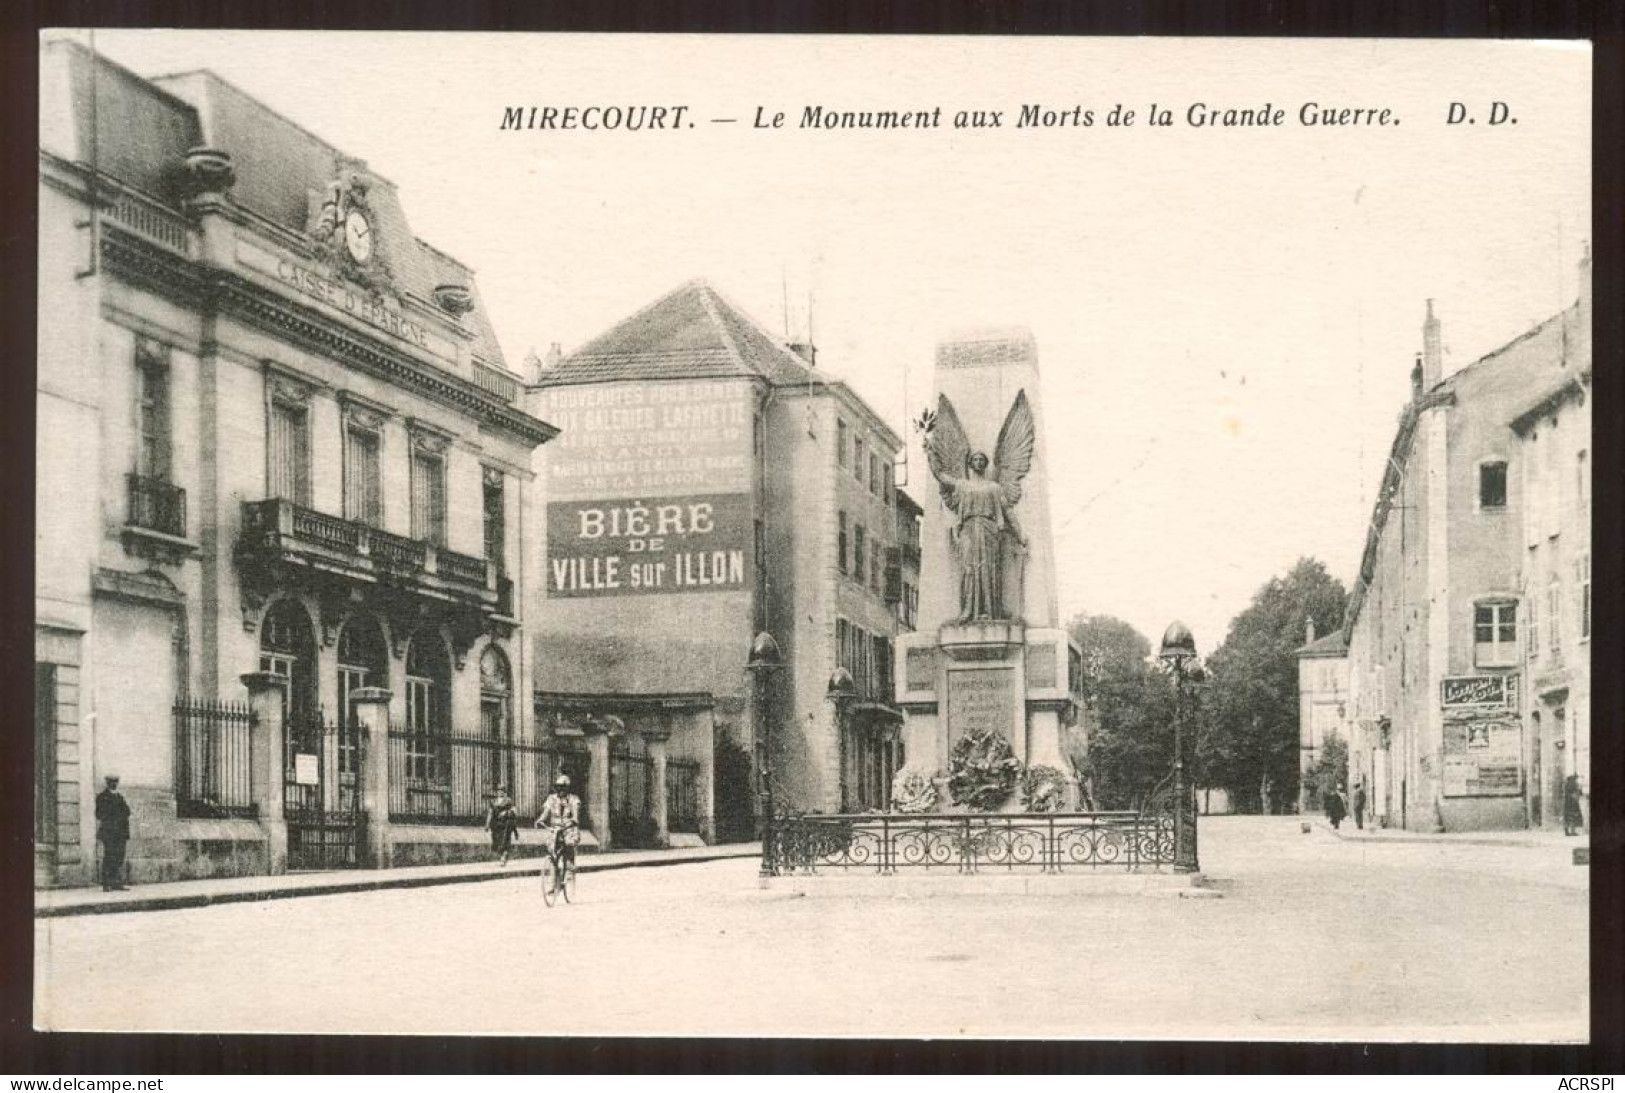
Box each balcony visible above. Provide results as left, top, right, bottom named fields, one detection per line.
left=472, top=361, right=520, bottom=404
left=121, top=473, right=196, bottom=563
left=127, top=473, right=187, bottom=537
left=237, top=499, right=499, bottom=613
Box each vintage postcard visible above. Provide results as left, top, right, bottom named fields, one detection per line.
left=33, top=31, right=1590, bottom=1041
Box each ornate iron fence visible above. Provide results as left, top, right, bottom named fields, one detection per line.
left=173, top=698, right=257, bottom=819
left=768, top=809, right=1177, bottom=875
left=667, top=758, right=702, bottom=834
left=390, top=732, right=592, bottom=827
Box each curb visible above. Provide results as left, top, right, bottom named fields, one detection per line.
left=1320, top=822, right=1587, bottom=851
left=36, top=847, right=760, bottom=919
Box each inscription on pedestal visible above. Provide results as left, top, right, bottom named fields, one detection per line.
left=946, top=667, right=1016, bottom=747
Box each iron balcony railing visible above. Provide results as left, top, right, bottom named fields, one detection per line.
left=242, top=499, right=495, bottom=599
left=127, top=473, right=187, bottom=538
left=768, top=810, right=1176, bottom=874
left=173, top=698, right=258, bottom=819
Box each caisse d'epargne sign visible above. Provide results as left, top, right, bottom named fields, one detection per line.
left=546, top=492, right=751, bottom=597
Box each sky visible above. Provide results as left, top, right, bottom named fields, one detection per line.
left=74, top=32, right=1591, bottom=652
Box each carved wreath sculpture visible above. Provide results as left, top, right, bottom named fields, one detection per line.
left=922, top=390, right=1036, bottom=622
left=889, top=765, right=940, bottom=813
left=1021, top=764, right=1070, bottom=813
left=947, top=728, right=1022, bottom=811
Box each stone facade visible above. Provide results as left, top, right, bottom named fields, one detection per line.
left=36, top=40, right=555, bottom=885
left=1343, top=272, right=1589, bottom=833
left=1509, top=258, right=1591, bottom=831
left=527, top=282, right=906, bottom=832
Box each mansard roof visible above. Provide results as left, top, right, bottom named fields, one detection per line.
left=45, top=39, right=508, bottom=370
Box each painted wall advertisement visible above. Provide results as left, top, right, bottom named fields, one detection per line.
left=1439, top=674, right=1522, bottom=797
left=1442, top=716, right=1523, bottom=797
left=538, top=381, right=754, bottom=598
left=546, top=492, right=751, bottom=597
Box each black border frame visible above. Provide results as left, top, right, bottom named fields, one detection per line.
left=2, top=0, right=1620, bottom=1075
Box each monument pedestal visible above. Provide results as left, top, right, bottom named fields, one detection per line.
left=897, top=624, right=1081, bottom=811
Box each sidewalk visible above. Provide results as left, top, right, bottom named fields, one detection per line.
left=1317, top=819, right=1589, bottom=852
left=35, top=842, right=762, bottom=918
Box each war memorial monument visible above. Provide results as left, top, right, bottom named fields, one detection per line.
left=767, top=329, right=1197, bottom=880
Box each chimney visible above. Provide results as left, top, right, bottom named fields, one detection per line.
left=1421, top=299, right=1442, bottom=389
left=544, top=342, right=563, bottom=370
left=1305, top=616, right=1316, bottom=645
left=1410, top=354, right=1424, bottom=403
left=787, top=342, right=817, bottom=366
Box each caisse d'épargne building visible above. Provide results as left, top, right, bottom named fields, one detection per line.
left=35, top=40, right=559, bottom=885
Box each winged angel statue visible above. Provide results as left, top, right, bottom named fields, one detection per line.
left=923, top=390, right=1035, bottom=622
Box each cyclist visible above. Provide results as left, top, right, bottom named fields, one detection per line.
left=535, top=774, right=582, bottom=878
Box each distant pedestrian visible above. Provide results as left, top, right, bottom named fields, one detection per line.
left=1324, top=787, right=1347, bottom=831
left=1562, top=774, right=1585, bottom=837
left=95, top=775, right=131, bottom=891
left=485, top=785, right=520, bottom=865
left=1352, top=785, right=1367, bottom=830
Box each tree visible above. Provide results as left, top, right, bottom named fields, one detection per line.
left=1204, top=558, right=1348, bottom=813
left=1067, top=613, right=1176, bottom=810
left=1307, top=732, right=1349, bottom=811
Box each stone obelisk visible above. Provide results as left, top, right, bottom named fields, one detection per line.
left=894, top=328, right=1083, bottom=809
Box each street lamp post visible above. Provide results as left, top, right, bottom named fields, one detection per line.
left=1159, top=620, right=1200, bottom=874
left=746, top=631, right=785, bottom=878
left=827, top=667, right=858, bottom=812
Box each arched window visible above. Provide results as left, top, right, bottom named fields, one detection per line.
left=259, top=598, right=317, bottom=725
left=337, top=616, right=388, bottom=776
left=404, top=631, right=451, bottom=785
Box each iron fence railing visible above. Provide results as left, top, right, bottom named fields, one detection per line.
left=173, top=698, right=258, bottom=819
left=388, top=732, right=591, bottom=826
left=768, top=810, right=1176, bottom=874
left=128, top=473, right=187, bottom=537
left=667, top=758, right=702, bottom=833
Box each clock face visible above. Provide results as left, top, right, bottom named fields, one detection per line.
left=344, top=210, right=373, bottom=263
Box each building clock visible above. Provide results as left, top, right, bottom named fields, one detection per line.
left=343, top=209, right=373, bottom=264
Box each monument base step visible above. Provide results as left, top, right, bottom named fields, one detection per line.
left=760, top=871, right=1218, bottom=899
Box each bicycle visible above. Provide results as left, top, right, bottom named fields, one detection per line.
left=539, top=828, right=577, bottom=906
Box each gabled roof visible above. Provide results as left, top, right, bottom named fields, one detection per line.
left=537, top=279, right=820, bottom=389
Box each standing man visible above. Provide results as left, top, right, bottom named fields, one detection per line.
left=1352, top=782, right=1368, bottom=831
left=95, top=775, right=132, bottom=891
left=1562, top=773, right=1586, bottom=837
left=1324, top=784, right=1347, bottom=831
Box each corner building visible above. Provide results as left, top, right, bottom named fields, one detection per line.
left=528, top=281, right=907, bottom=846
left=1343, top=268, right=1589, bottom=833
left=35, top=40, right=556, bottom=885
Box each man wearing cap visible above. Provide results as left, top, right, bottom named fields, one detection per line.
left=95, top=775, right=132, bottom=891
left=534, top=774, right=582, bottom=872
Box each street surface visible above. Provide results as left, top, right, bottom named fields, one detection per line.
left=34, top=817, right=1587, bottom=1040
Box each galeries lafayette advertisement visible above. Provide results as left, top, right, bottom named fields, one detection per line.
left=539, top=380, right=754, bottom=597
